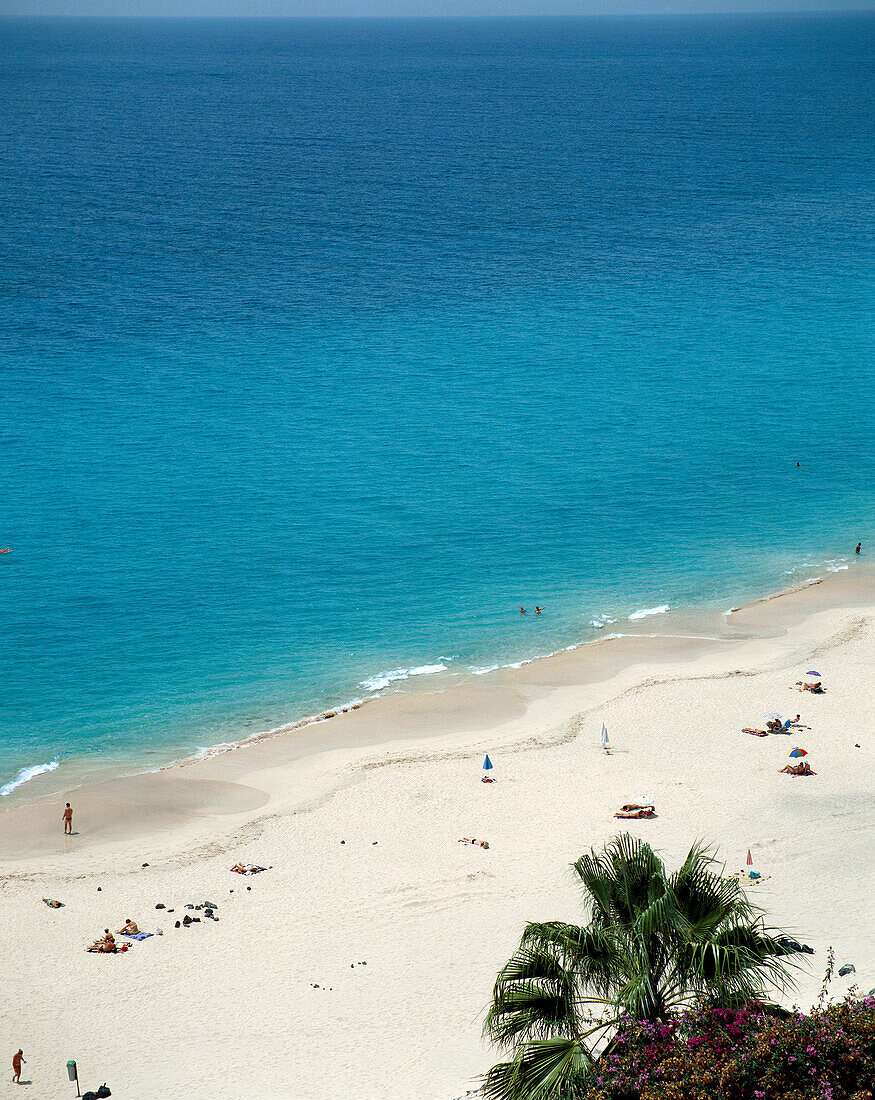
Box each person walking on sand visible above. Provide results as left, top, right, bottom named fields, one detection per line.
left=12, top=1049, right=24, bottom=1083
left=63, top=802, right=73, bottom=835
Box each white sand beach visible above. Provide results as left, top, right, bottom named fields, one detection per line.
left=0, top=568, right=873, bottom=1099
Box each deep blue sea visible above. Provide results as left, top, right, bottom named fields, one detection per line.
left=0, top=14, right=872, bottom=797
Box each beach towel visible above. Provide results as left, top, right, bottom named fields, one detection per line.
left=733, top=870, right=771, bottom=886
left=121, top=931, right=153, bottom=940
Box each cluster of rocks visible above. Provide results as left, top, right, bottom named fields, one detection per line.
left=776, top=937, right=815, bottom=955
left=154, top=900, right=219, bottom=929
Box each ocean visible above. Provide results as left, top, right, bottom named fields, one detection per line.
left=0, top=14, right=872, bottom=797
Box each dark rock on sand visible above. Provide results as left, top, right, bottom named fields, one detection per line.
left=155, top=903, right=165, bottom=909
left=777, top=937, right=815, bottom=955
left=175, top=921, right=180, bottom=928
left=838, top=964, right=855, bottom=977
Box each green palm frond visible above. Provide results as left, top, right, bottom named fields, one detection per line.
left=485, top=834, right=801, bottom=1100
left=486, top=940, right=579, bottom=1046
left=520, top=922, right=620, bottom=1000
left=482, top=1040, right=592, bottom=1100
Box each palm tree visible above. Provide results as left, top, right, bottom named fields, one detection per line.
left=483, top=835, right=799, bottom=1100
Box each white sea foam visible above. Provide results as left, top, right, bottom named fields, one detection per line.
left=471, top=664, right=501, bottom=676
left=360, top=663, right=448, bottom=693
left=628, top=604, right=670, bottom=621
left=0, top=758, right=60, bottom=797
left=591, top=616, right=618, bottom=629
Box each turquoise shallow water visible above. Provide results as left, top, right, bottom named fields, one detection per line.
left=0, top=15, right=873, bottom=795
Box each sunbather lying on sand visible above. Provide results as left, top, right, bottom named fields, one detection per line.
left=780, top=762, right=815, bottom=776
left=117, top=919, right=139, bottom=935
left=743, top=728, right=768, bottom=737
left=43, top=897, right=64, bottom=908
left=458, top=838, right=489, bottom=848
left=615, top=803, right=656, bottom=819
left=796, top=681, right=824, bottom=693
left=231, top=863, right=267, bottom=875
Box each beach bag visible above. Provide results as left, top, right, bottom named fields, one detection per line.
left=97, top=1088, right=112, bottom=1098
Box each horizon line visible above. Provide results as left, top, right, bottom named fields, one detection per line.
left=1, top=7, right=871, bottom=17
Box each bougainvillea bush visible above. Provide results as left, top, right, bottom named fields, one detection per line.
left=585, top=996, right=875, bottom=1100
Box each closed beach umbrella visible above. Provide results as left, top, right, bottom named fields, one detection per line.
left=483, top=754, right=493, bottom=772
left=746, top=849, right=754, bottom=867
left=787, top=747, right=808, bottom=758
left=601, top=724, right=610, bottom=750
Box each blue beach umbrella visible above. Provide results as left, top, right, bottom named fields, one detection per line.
left=483, top=755, right=493, bottom=771
left=806, top=671, right=821, bottom=678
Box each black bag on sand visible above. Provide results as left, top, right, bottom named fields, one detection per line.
left=97, top=1087, right=112, bottom=1098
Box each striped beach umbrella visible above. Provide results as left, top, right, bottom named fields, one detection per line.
left=746, top=849, right=754, bottom=867
left=806, top=671, right=821, bottom=678
left=787, top=747, right=808, bottom=758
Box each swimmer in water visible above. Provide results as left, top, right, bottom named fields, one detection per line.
left=519, top=607, right=526, bottom=615
left=534, top=606, right=542, bottom=614
left=856, top=542, right=861, bottom=555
